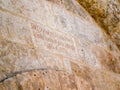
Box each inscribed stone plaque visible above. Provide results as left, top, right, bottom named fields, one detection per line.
left=31, top=22, right=78, bottom=58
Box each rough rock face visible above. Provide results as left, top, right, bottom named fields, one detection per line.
left=77, top=0, right=120, bottom=49
left=0, top=0, right=120, bottom=90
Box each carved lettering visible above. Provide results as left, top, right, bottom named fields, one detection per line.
left=31, top=23, right=77, bottom=58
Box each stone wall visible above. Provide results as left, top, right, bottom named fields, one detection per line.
left=0, top=0, right=120, bottom=90
left=77, top=0, right=120, bottom=49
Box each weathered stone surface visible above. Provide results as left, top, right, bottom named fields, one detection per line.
left=0, top=10, right=33, bottom=46
left=0, top=38, right=73, bottom=81
left=0, top=70, right=80, bottom=90
left=77, top=0, right=120, bottom=49
left=0, top=0, right=120, bottom=90
left=71, top=62, right=120, bottom=90
left=92, top=45, right=120, bottom=73
left=0, top=68, right=120, bottom=90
